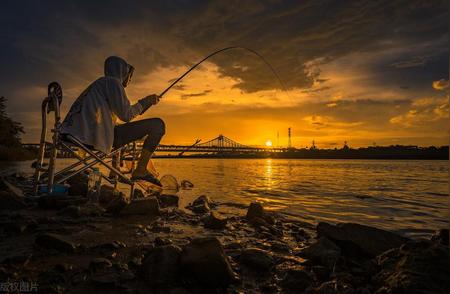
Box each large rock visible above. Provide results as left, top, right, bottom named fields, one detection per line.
left=430, top=228, right=449, bottom=246
left=92, top=240, right=127, bottom=251
left=280, top=268, right=314, bottom=292
left=246, top=202, right=265, bottom=220
left=38, top=195, right=87, bottom=210
left=0, top=191, right=25, bottom=210
left=240, top=248, right=274, bottom=271
left=301, top=237, right=341, bottom=268
left=80, top=202, right=105, bottom=216
left=191, top=202, right=210, bottom=214
left=188, top=195, right=213, bottom=214
left=89, top=257, right=112, bottom=272
left=58, top=205, right=81, bottom=218
left=142, top=245, right=182, bottom=285
left=180, top=237, right=236, bottom=287
left=90, top=266, right=135, bottom=285
left=99, top=185, right=124, bottom=204
left=66, top=172, right=88, bottom=196
left=104, top=193, right=127, bottom=215
left=192, top=195, right=212, bottom=207
left=120, top=198, right=160, bottom=216
left=157, top=194, right=179, bottom=208
left=246, top=202, right=275, bottom=225
left=1, top=217, right=33, bottom=234
left=317, top=222, right=408, bottom=258
left=35, top=233, right=76, bottom=253
left=311, top=265, right=330, bottom=281
left=374, top=240, right=449, bottom=294
left=100, top=186, right=127, bottom=215
left=1, top=178, right=24, bottom=198
left=203, top=212, right=227, bottom=230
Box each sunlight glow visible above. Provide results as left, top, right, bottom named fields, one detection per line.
left=265, top=140, right=273, bottom=147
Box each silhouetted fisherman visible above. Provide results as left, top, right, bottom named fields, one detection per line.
left=61, top=56, right=164, bottom=186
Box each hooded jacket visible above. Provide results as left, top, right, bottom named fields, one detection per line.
left=61, top=56, right=152, bottom=153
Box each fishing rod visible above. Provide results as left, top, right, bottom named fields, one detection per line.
left=158, top=46, right=289, bottom=98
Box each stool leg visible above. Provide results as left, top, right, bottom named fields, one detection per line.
left=130, top=142, right=137, bottom=201
left=130, top=183, right=135, bottom=200
left=47, top=94, right=61, bottom=194
left=112, top=152, right=119, bottom=190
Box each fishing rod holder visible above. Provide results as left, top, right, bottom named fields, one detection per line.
left=33, top=82, right=63, bottom=195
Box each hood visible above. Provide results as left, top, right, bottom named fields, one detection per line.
left=104, top=56, right=132, bottom=83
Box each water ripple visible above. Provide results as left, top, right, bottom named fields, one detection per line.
left=1, top=158, right=448, bottom=238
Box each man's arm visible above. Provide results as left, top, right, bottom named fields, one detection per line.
left=106, top=79, right=157, bottom=122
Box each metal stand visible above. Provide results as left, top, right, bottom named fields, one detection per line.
left=32, top=82, right=138, bottom=199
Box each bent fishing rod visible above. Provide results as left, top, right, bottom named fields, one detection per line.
left=157, top=46, right=289, bottom=98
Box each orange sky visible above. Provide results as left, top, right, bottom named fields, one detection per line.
left=11, top=57, right=450, bottom=148
left=105, top=60, right=448, bottom=148
left=2, top=1, right=448, bottom=148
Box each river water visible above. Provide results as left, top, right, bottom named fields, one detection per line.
left=1, top=158, right=448, bottom=238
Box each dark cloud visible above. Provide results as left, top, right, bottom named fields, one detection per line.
left=174, top=0, right=447, bottom=92
left=390, top=57, right=428, bottom=69
left=172, top=84, right=186, bottom=91
left=1, top=1, right=447, bottom=95
left=180, top=89, right=212, bottom=99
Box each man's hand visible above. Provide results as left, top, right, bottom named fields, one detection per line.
left=138, top=94, right=160, bottom=114
left=147, top=94, right=160, bottom=105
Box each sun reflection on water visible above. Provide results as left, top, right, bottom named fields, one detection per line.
left=265, top=158, right=273, bottom=188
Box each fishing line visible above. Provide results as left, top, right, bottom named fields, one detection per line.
left=158, top=46, right=291, bottom=100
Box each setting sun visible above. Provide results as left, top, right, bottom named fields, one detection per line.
left=265, top=140, right=273, bottom=147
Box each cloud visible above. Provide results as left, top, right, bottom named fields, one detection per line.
left=390, top=56, right=428, bottom=69
left=0, top=1, right=448, bottom=146
left=432, top=79, right=449, bottom=90
left=301, top=86, right=331, bottom=93
left=412, top=97, right=436, bottom=107
left=390, top=97, right=448, bottom=127
left=172, top=84, right=187, bottom=91
left=433, top=102, right=449, bottom=119
left=181, top=89, right=213, bottom=100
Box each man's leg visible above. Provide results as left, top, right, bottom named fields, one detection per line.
left=113, top=118, right=165, bottom=180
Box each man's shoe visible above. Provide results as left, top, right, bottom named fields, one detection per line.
left=131, top=173, right=162, bottom=187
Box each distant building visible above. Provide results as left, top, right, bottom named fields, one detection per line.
left=343, top=141, right=350, bottom=150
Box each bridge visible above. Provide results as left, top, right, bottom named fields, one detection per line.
left=150, top=135, right=284, bottom=153
left=22, top=135, right=287, bottom=157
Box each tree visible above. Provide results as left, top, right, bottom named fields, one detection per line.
left=0, top=96, right=24, bottom=147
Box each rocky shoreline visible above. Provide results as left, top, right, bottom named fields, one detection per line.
left=0, top=174, right=448, bottom=293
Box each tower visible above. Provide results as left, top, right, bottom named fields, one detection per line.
left=277, top=131, right=279, bottom=147
left=288, top=127, right=292, bottom=148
